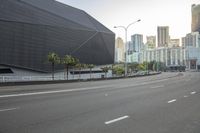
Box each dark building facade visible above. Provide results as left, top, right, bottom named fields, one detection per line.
left=192, top=4, right=200, bottom=33
left=0, top=0, right=115, bottom=72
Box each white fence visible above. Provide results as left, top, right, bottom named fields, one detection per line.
left=0, top=73, right=111, bottom=83
left=0, top=71, right=157, bottom=83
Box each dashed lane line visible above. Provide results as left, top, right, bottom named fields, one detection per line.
left=167, top=99, right=177, bottom=103
left=105, top=115, right=129, bottom=125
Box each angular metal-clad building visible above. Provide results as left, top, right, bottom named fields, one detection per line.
left=0, top=0, right=115, bottom=72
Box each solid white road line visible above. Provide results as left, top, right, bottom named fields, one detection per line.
left=150, top=85, right=164, bottom=89
left=105, top=115, right=129, bottom=125
left=0, top=107, right=19, bottom=112
left=0, top=86, right=108, bottom=98
left=184, top=95, right=188, bottom=98
left=191, top=91, right=196, bottom=95
left=167, top=99, right=177, bottom=103
left=0, top=78, right=170, bottom=98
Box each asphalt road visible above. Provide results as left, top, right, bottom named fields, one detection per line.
left=0, top=72, right=200, bottom=133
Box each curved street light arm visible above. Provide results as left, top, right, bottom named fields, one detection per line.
left=126, top=19, right=141, bottom=29
left=114, top=26, right=126, bottom=30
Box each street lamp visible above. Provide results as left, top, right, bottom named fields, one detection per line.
left=114, top=19, right=141, bottom=77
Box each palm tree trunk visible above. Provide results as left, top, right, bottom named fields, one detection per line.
left=52, top=62, right=54, bottom=80
left=72, top=67, right=74, bottom=79
left=79, top=68, right=81, bottom=80
left=90, top=68, right=92, bottom=79
left=64, top=65, right=67, bottom=80
left=67, top=65, right=69, bottom=80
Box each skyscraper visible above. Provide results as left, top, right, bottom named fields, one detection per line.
left=169, top=39, right=180, bottom=48
left=192, top=4, right=200, bottom=33
left=115, top=37, right=125, bottom=63
left=184, top=32, right=200, bottom=48
left=131, top=34, right=144, bottom=52
left=157, top=26, right=169, bottom=47
left=146, top=36, right=156, bottom=49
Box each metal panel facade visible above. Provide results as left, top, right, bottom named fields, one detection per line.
left=0, top=0, right=115, bottom=72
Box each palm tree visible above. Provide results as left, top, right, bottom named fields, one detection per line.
left=70, top=57, right=79, bottom=79
left=101, top=66, right=110, bottom=78
left=47, top=52, right=59, bottom=80
left=75, top=63, right=83, bottom=80
left=88, top=64, right=95, bottom=79
left=62, top=55, right=79, bottom=80
left=62, top=55, right=72, bottom=80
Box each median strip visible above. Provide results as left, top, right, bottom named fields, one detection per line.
left=105, top=115, right=129, bottom=125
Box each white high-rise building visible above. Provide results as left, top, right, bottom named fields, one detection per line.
left=142, top=47, right=186, bottom=67
left=169, top=39, right=180, bottom=48
left=146, top=36, right=156, bottom=49
left=127, top=34, right=144, bottom=63
left=183, top=32, right=200, bottom=48
left=131, top=34, right=144, bottom=52
left=157, top=26, right=169, bottom=47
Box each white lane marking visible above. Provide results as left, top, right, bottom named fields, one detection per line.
left=191, top=91, right=196, bottom=95
left=150, top=85, right=164, bottom=89
left=115, top=79, right=168, bottom=89
left=0, top=78, right=169, bottom=98
left=0, top=86, right=109, bottom=98
left=0, top=107, right=19, bottom=112
left=184, top=95, right=188, bottom=98
left=105, top=115, right=129, bottom=125
left=167, top=99, right=176, bottom=103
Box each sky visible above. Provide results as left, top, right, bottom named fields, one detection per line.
left=56, top=0, right=200, bottom=42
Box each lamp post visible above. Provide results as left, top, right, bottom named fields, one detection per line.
left=114, top=19, right=141, bottom=77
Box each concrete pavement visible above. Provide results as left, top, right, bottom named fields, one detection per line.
left=0, top=72, right=200, bottom=133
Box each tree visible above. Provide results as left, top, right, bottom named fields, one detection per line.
left=137, top=63, right=145, bottom=71
left=75, top=63, right=86, bottom=80
left=70, top=57, right=79, bottom=79
left=62, top=55, right=73, bottom=80
left=128, top=62, right=139, bottom=73
left=88, top=64, right=95, bottom=79
left=113, top=66, right=124, bottom=76
left=148, top=61, right=156, bottom=71
left=143, top=61, right=149, bottom=73
left=62, top=55, right=74, bottom=80
left=101, top=66, right=110, bottom=78
left=47, top=52, right=59, bottom=80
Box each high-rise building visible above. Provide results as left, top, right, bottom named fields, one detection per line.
left=192, top=4, right=200, bottom=33
left=131, top=34, right=144, bottom=52
left=182, top=37, right=186, bottom=47
left=169, top=39, right=180, bottom=48
left=143, top=47, right=186, bottom=67
left=157, top=26, right=169, bottom=47
left=127, top=34, right=143, bottom=63
left=184, top=32, right=200, bottom=48
left=146, top=36, right=156, bottom=49
left=115, top=37, right=125, bottom=63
